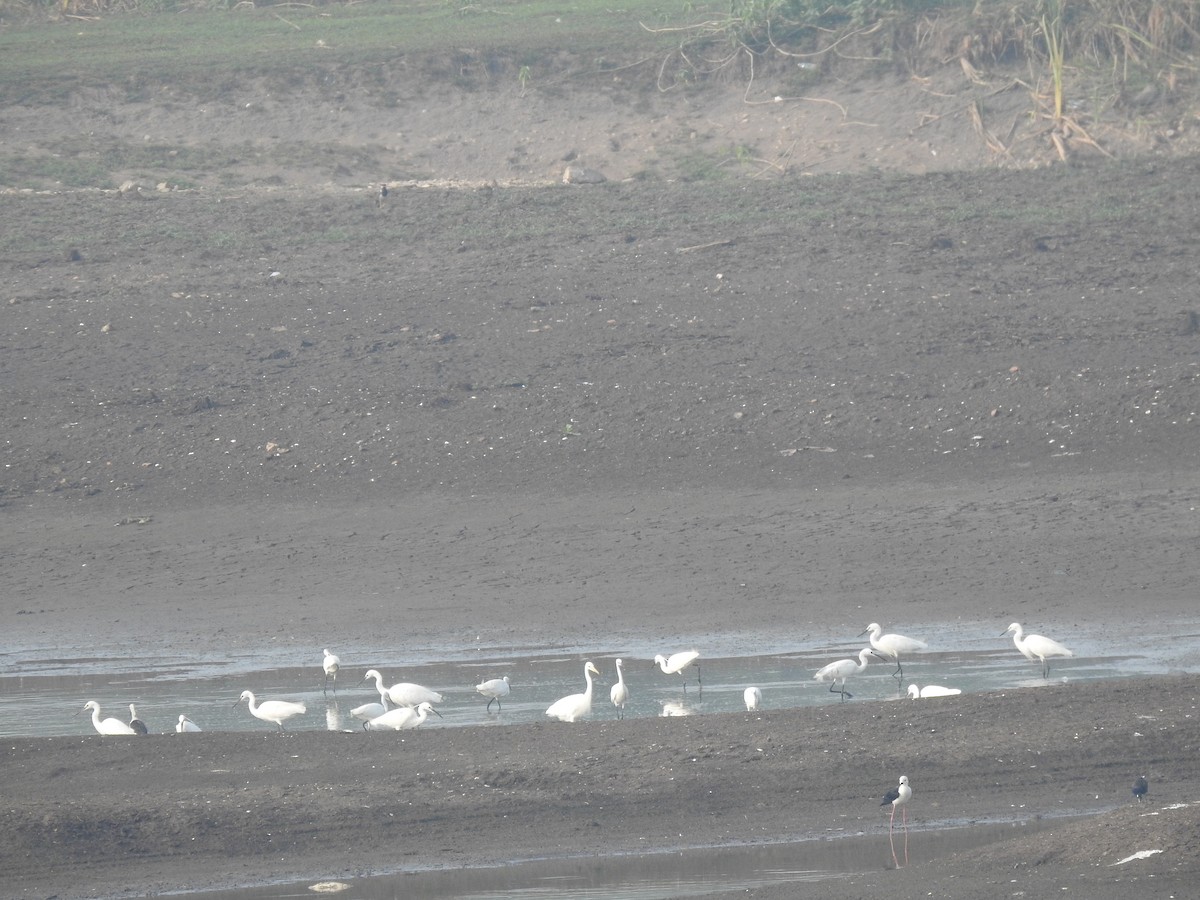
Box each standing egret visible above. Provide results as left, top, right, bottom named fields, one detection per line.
left=546, top=661, right=600, bottom=722
left=79, top=701, right=137, bottom=735
left=176, top=714, right=202, bottom=733
left=881, top=775, right=913, bottom=867
left=652, top=650, right=701, bottom=693
left=476, top=675, right=511, bottom=713
left=237, top=690, right=307, bottom=732
left=361, top=669, right=444, bottom=708
left=128, top=704, right=149, bottom=735
left=743, top=686, right=762, bottom=711
left=610, top=659, right=630, bottom=719
left=1003, top=622, right=1073, bottom=678
left=363, top=701, right=442, bottom=731
left=860, top=623, right=928, bottom=683
left=322, top=649, right=341, bottom=696
left=906, top=684, right=962, bottom=698
left=814, top=649, right=882, bottom=702
left=1132, top=775, right=1149, bottom=802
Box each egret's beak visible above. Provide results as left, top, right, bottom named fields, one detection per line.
left=858, top=628, right=870, bottom=637
left=998, top=628, right=1009, bottom=636
left=431, top=708, right=443, bottom=718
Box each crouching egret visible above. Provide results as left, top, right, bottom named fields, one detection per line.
left=128, top=703, right=149, bottom=734
left=743, top=686, right=762, bottom=711
left=476, top=675, right=511, bottom=712
left=79, top=701, right=137, bottom=735
left=1003, top=622, right=1073, bottom=678
left=652, top=650, right=701, bottom=693
left=814, top=649, right=881, bottom=702
left=363, top=701, right=441, bottom=731
left=237, top=690, right=307, bottom=732
left=907, top=684, right=962, bottom=698
left=176, top=714, right=202, bottom=733
left=610, top=659, right=630, bottom=719
left=860, top=623, right=928, bottom=683
left=361, top=669, right=444, bottom=707
left=546, top=661, right=600, bottom=722
left=322, top=648, right=340, bottom=695
left=881, top=775, right=913, bottom=867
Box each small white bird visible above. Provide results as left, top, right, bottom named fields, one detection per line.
left=814, top=649, right=882, bottom=702
left=743, top=686, right=762, bottom=711
left=907, top=684, right=962, bottom=698
left=237, top=690, right=307, bottom=732
left=1003, top=622, right=1073, bottom=678
left=652, top=650, right=701, bottom=692
left=610, top=659, right=630, bottom=718
left=322, top=649, right=341, bottom=696
left=546, top=661, right=600, bottom=722
left=128, top=703, right=149, bottom=735
left=476, top=675, right=511, bottom=713
left=350, top=698, right=389, bottom=723
left=176, top=714, right=202, bottom=733
left=860, top=623, right=928, bottom=683
left=79, top=701, right=137, bottom=735
left=363, top=701, right=441, bottom=731
left=361, top=669, right=444, bottom=708
left=907, top=686, right=964, bottom=700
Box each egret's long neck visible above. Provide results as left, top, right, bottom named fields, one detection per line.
left=584, top=667, right=594, bottom=697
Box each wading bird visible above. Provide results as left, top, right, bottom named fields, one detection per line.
left=652, top=650, right=701, bottom=693
left=814, top=649, right=882, bottom=702
left=860, top=623, right=928, bottom=683
left=546, top=661, right=600, bottom=722
left=364, top=701, right=441, bottom=731
left=361, top=669, right=444, bottom=708
left=1002, top=622, right=1073, bottom=678
left=743, top=686, right=762, bottom=711
left=322, top=649, right=341, bottom=696
left=906, top=684, right=962, bottom=698
left=176, top=714, right=202, bottom=733
left=128, top=704, right=149, bottom=734
left=476, top=675, right=511, bottom=713
left=1132, top=775, right=1149, bottom=802
left=236, top=691, right=307, bottom=732
left=79, top=701, right=137, bottom=735
left=610, top=659, right=630, bottom=719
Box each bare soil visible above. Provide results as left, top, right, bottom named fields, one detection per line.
left=2, top=36, right=1200, bottom=900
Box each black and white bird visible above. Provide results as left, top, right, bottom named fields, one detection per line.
left=376, top=183, right=389, bottom=207
left=1132, top=775, right=1149, bottom=802
left=881, top=775, right=913, bottom=867
left=128, top=704, right=149, bottom=735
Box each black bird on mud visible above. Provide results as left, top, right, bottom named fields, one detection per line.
left=1132, top=775, right=1149, bottom=802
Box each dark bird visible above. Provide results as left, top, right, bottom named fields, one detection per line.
left=376, top=183, right=389, bottom=208
left=881, top=775, right=913, bottom=867
left=128, top=704, right=149, bottom=735
left=1132, top=775, right=1149, bottom=802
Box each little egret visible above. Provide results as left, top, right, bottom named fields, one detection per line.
left=652, top=650, right=701, bottom=693
left=860, top=623, right=928, bottom=683
left=659, top=700, right=696, bottom=717
left=176, top=714, right=202, bottom=733
left=322, top=649, right=341, bottom=696
left=79, top=701, right=137, bottom=735
left=814, top=649, right=882, bottom=702
left=1132, top=775, right=1149, bottom=802
left=907, top=684, right=962, bottom=698
left=546, top=661, right=600, bottom=722
left=476, top=676, right=511, bottom=713
left=361, top=669, right=444, bottom=708
left=128, top=704, right=149, bottom=735
left=881, top=775, right=913, bottom=867
left=743, top=686, right=762, bottom=711
left=610, top=659, right=630, bottom=719
left=237, top=690, right=307, bottom=732
left=350, top=699, right=388, bottom=722
left=363, top=701, right=441, bottom=731
left=1003, top=622, right=1073, bottom=678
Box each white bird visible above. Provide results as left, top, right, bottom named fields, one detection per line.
left=659, top=700, right=696, bottom=717
left=881, top=775, right=913, bottom=867
left=743, top=686, right=762, bottom=711
left=361, top=669, right=444, bottom=708
left=128, top=703, right=149, bottom=735
left=610, top=659, right=630, bottom=718
left=814, top=648, right=881, bottom=702
left=79, top=701, right=137, bottom=735
left=363, top=701, right=442, bottom=731
left=237, top=690, right=307, bottom=732
left=860, top=622, right=928, bottom=683
left=350, top=698, right=389, bottom=723
left=1003, top=622, right=1073, bottom=678
left=652, top=650, right=701, bottom=692
left=476, top=675, right=511, bottom=713
left=322, top=649, right=341, bottom=695
left=176, top=714, right=202, bottom=733
left=546, top=661, right=600, bottom=722
left=907, top=684, right=962, bottom=698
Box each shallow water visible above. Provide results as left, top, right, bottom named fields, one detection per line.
left=1, top=620, right=1197, bottom=737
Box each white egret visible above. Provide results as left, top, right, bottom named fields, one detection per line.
left=609, top=659, right=630, bottom=719
left=363, top=701, right=441, bottom=731
left=659, top=700, right=696, bottom=717
left=743, top=686, right=762, bottom=711
left=652, top=650, right=701, bottom=693
left=476, top=675, right=511, bottom=713
left=907, top=684, right=962, bottom=698
left=322, top=649, right=341, bottom=696
left=79, top=701, right=136, bottom=735
left=1003, top=622, right=1073, bottom=678
left=361, top=669, right=444, bottom=708
left=128, top=703, right=149, bottom=735
left=881, top=775, right=913, bottom=867
left=860, top=623, right=928, bottom=683
left=546, top=661, right=600, bottom=722
left=814, top=649, right=881, bottom=702
left=1132, top=775, right=1148, bottom=802
left=350, top=698, right=389, bottom=723
left=237, top=690, right=307, bottom=732
left=176, top=714, right=202, bottom=733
